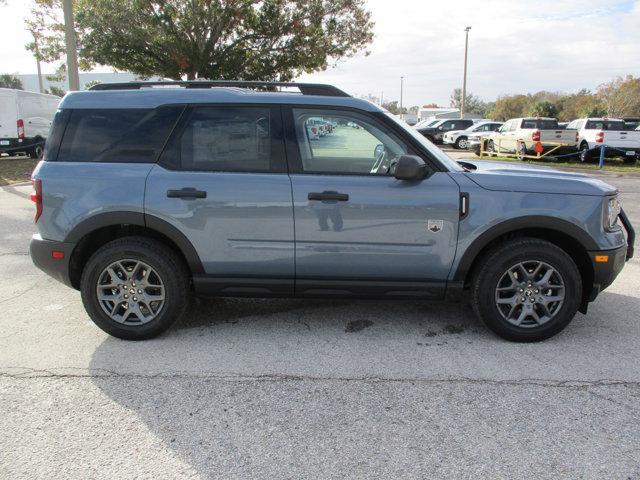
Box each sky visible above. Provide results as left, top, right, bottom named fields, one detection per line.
left=1, top=0, right=638, bottom=106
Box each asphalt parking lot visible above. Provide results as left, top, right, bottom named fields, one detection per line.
left=1, top=167, right=639, bottom=479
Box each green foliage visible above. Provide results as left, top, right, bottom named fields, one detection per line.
left=488, top=95, right=530, bottom=121
left=0, top=74, right=23, bottom=89
left=450, top=88, right=488, bottom=116
left=597, top=75, right=640, bottom=117
left=527, top=100, right=559, bottom=118
left=84, top=80, right=101, bottom=90
left=46, top=86, right=65, bottom=97
left=27, top=0, right=373, bottom=82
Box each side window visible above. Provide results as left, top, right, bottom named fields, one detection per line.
left=441, top=121, right=457, bottom=130
left=292, top=108, right=410, bottom=175
left=57, top=107, right=182, bottom=163
left=162, top=106, right=274, bottom=172
left=500, top=121, right=512, bottom=132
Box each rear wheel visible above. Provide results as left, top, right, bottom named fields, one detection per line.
left=516, top=141, right=527, bottom=160
left=471, top=238, right=582, bottom=342
left=28, top=143, right=44, bottom=159
left=487, top=140, right=495, bottom=152
left=80, top=236, right=189, bottom=340
left=580, top=142, right=594, bottom=163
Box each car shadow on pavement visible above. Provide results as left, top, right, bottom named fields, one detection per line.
left=86, top=291, right=639, bottom=477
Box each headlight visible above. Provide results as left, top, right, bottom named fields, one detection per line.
left=604, top=196, right=621, bottom=231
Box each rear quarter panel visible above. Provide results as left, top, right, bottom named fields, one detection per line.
left=32, top=161, right=151, bottom=242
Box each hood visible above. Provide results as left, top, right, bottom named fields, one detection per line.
left=458, top=160, right=617, bottom=196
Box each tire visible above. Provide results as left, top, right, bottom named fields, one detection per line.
left=580, top=142, right=594, bottom=163
left=487, top=140, right=495, bottom=152
left=455, top=136, right=469, bottom=149
left=80, top=236, right=189, bottom=340
left=471, top=238, right=582, bottom=342
left=516, top=141, right=527, bottom=161
left=28, top=143, right=44, bottom=160
left=622, top=154, right=638, bottom=165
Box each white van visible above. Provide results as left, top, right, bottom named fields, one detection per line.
left=0, top=88, right=60, bottom=158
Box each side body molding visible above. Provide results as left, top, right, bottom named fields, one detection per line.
left=64, top=211, right=205, bottom=275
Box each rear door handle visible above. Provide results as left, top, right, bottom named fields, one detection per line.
left=308, top=191, right=349, bottom=202
left=167, top=188, right=207, bottom=199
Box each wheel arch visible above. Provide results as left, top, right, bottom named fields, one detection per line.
left=453, top=217, right=597, bottom=304
left=65, top=212, right=204, bottom=289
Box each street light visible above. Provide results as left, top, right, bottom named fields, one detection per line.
left=460, top=26, right=471, bottom=119
left=400, top=76, right=404, bottom=120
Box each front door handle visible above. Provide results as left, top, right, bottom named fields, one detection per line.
left=167, top=188, right=207, bottom=199
left=308, top=191, right=349, bottom=202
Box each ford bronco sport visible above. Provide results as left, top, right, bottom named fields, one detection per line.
left=30, top=81, right=635, bottom=342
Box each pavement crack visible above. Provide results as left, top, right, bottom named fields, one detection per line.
left=1, top=367, right=639, bottom=389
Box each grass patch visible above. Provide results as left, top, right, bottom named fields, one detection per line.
left=0, top=156, right=38, bottom=186
left=475, top=154, right=640, bottom=174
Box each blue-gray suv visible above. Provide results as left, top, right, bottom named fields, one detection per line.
left=29, top=81, right=635, bottom=342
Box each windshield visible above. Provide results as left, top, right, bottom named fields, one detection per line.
left=414, top=119, right=439, bottom=129
left=383, top=112, right=464, bottom=172
left=585, top=120, right=626, bottom=130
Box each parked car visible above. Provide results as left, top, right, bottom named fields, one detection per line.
left=305, top=119, right=321, bottom=140
left=417, top=119, right=476, bottom=144
left=567, top=118, right=640, bottom=164
left=413, top=119, right=440, bottom=129
left=30, top=81, right=634, bottom=343
left=485, top=117, right=578, bottom=159
left=443, top=121, right=503, bottom=149
left=0, top=88, right=60, bottom=158
left=623, top=117, right=640, bottom=131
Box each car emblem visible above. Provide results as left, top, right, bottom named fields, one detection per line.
left=427, top=219, right=444, bottom=233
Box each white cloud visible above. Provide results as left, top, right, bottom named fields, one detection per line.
left=1, top=0, right=638, bottom=105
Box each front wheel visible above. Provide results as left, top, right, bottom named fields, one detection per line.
left=455, top=136, right=469, bottom=149
left=80, top=236, right=189, bottom=340
left=516, top=141, right=527, bottom=160
left=471, top=238, right=582, bottom=342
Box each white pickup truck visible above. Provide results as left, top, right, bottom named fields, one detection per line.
left=566, top=118, right=640, bottom=164
left=485, top=117, right=578, bottom=159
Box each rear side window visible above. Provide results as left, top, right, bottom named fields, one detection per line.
left=57, top=107, right=182, bottom=163
left=161, top=106, right=277, bottom=172
left=43, top=109, right=70, bottom=161
left=521, top=119, right=559, bottom=129
left=585, top=120, right=625, bottom=130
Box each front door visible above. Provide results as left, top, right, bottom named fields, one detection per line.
left=145, top=105, right=295, bottom=295
left=284, top=107, right=460, bottom=298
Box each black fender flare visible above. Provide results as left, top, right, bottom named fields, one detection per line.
left=452, top=215, right=599, bottom=281
left=64, top=211, right=205, bottom=275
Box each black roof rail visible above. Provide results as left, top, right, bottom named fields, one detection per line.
left=89, top=80, right=350, bottom=97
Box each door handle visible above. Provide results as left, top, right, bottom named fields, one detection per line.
left=167, top=188, right=207, bottom=199
left=308, top=191, right=349, bottom=202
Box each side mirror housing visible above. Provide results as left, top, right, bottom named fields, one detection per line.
left=394, top=155, right=427, bottom=181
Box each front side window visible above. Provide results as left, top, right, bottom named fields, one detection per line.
left=292, top=108, right=410, bottom=175
left=163, top=106, right=273, bottom=172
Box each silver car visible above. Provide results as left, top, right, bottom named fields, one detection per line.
left=443, top=121, right=503, bottom=149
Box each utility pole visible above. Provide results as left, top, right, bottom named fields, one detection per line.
left=399, top=76, right=404, bottom=120
left=62, top=0, right=80, bottom=91
left=460, top=26, right=471, bottom=119
left=32, top=33, right=44, bottom=93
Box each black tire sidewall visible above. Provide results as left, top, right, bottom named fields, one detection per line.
left=473, top=241, right=582, bottom=342
left=80, top=238, right=188, bottom=340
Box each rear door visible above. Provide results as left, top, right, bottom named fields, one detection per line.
left=0, top=90, right=17, bottom=141
left=145, top=105, right=295, bottom=295
left=284, top=107, right=460, bottom=298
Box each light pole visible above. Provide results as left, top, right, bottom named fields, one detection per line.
left=62, top=0, right=80, bottom=91
left=399, top=76, right=404, bottom=120
left=460, top=26, right=471, bottom=119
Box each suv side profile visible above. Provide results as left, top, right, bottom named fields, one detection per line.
left=416, top=119, right=475, bottom=144
left=30, top=81, right=634, bottom=342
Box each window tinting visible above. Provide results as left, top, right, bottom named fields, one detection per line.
left=521, top=119, right=559, bottom=129
left=585, top=120, right=625, bottom=131
left=164, top=107, right=272, bottom=172
left=43, top=109, right=70, bottom=161
left=57, top=107, right=182, bottom=163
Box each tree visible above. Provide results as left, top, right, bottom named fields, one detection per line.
left=0, top=74, right=23, bottom=89
left=556, top=90, right=605, bottom=121
left=46, top=86, right=66, bottom=97
left=382, top=101, right=403, bottom=115
left=597, top=75, right=640, bottom=117
left=488, top=95, right=531, bottom=121
left=84, top=80, right=101, bottom=90
left=450, top=88, right=488, bottom=116
left=27, top=0, right=374, bottom=81
left=527, top=100, right=559, bottom=118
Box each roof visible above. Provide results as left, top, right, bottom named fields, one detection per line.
left=59, top=81, right=382, bottom=112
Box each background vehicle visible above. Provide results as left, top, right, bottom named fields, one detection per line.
left=485, top=117, right=578, bottom=158
left=417, top=118, right=475, bottom=144
left=443, top=121, right=503, bottom=149
left=0, top=88, right=60, bottom=158
left=567, top=118, right=640, bottom=164
left=413, top=119, right=440, bottom=129
left=623, top=117, right=640, bottom=130
left=29, top=81, right=633, bottom=343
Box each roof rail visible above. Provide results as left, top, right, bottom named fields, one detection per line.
left=89, top=80, right=350, bottom=97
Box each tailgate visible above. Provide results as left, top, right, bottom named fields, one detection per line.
left=540, top=130, right=576, bottom=146
left=613, top=131, right=640, bottom=149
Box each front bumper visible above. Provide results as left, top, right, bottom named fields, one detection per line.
left=586, top=209, right=635, bottom=301
left=30, top=234, right=75, bottom=288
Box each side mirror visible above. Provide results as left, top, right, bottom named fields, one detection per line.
left=374, top=143, right=384, bottom=159
left=438, top=126, right=444, bottom=131
left=394, top=155, right=427, bottom=181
